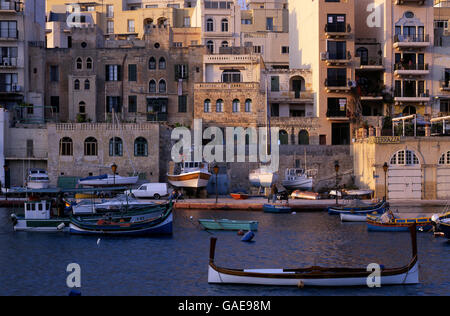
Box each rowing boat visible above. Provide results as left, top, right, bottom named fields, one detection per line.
left=328, top=199, right=387, bottom=215
left=207, top=224, right=419, bottom=287
left=339, top=213, right=367, bottom=222
left=263, top=204, right=292, bottom=213
left=198, top=219, right=258, bottom=231
left=230, top=192, right=249, bottom=200
left=367, top=213, right=432, bottom=232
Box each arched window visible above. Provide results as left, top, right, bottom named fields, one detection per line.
left=148, top=57, right=156, bottom=69
left=206, top=18, right=214, bottom=32
left=221, top=41, right=229, bottom=48
left=206, top=40, right=214, bottom=54
left=59, top=137, right=73, bottom=156
left=390, top=150, right=419, bottom=165
left=216, top=99, right=224, bottom=112
left=109, top=137, right=123, bottom=156
left=204, top=99, right=211, bottom=113
left=74, top=79, right=80, bottom=90
left=86, top=57, right=92, bottom=69
left=279, top=130, right=289, bottom=145
left=298, top=130, right=309, bottom=145
left=245, top=99, right=252, bottom=112
left=149, top=80, right=156, bottom=93
left=439, top=151, right=450, bottom=165
left=76, top=57, right=82, bottom=69
left=84, top=137, right=98, bottom=156
left=356, top=47, right=369, bottom=65
left=84, top=79, right=90, bottom=90
left=159, top=57, right=166, bottom=69
left=134, top=137, right=148, bottom=156
left=221, top=18, right=228, bottom=32
left=159, top=79, right=166, bottom=93
left=232, top=99, right=240, bottom=112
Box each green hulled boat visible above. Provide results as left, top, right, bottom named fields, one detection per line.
left=198, top=219, right=258, bottom=231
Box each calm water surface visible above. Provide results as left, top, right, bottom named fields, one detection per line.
left=0, top=206, right=449, bottom=296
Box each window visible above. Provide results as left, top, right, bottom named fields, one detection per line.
left=84, top=137, right=98, bottom=156
left=109, top=137, right=123, bottom=156
left=159, top=57, right=166, bottom=69
left=440, top=99, right=450, bottom=113
left=206, top=40, right=214, bottom=54
left=128, top=95, right=137, bottom=112
left=221, top=19, right=228, bottom=32
left=439, top=151, right=450, bottom=165
left=84, top=79, right=90, bottom=90
left=128, top=64, right=137, bottom=81
left=86, top=57, right=92, bottom=69
left=105, top=65, right=121, bottom=81
left=59, top=137, right=73, bottom=156
left=149, top=80, right=156, bottom=93
left=76, top=57, right=82, bottom=69
left=0, top=21, right=17, bottom=38
left=134, top=137, right=148, bottom=157
left=327, top=98, right=347, bottom=117
left=184, top=17, right=191, bottom=27
left=326, top=68, right=347, bottom=86
left=206, top=18, right=214, bottom=32
left=245, top=99, right=252, bottom=112
left=221, top=41, right=229, bottom=48
left=74, top=79, right=80, bottom=90
left=204, top=99, right=211, bottom=112
left=127, top=19, right=135, bottom=33
left=216, top=99, right=224, bottom=112
left=107, top=20, right=114, bottom=34
left=148, top=57, right=156, bottom=69
left=232, top=99, right=240, bottom=112
left=106, top=96, right=121, bottom=113
left=281, top=46, right=289, bottom=54
left=298, top=130, right=309, bottom=145
left=271, top=76, right=280, bottom=91
left=178, top=95, right=187, bottom=113
left=175, top=64, right=188, bottom=80
left=253, top=46, right=262, bottom=54
left=390, top=150, right=419, bottom=165
left=266, top=17, right=273, bottom=31
left=106, top=5, right=114, bottom=18
left=159, top=79, right=166, bottom=93
left=50, top=65, right=59, bottom=82
left=241, top=19, right=252, bottom=25
left=50, top=96, right=59, bottom=113
left=279, top=130, right=288, bottom=145
left=0, top=73, right=17, bottom=92
left=222, top=70, right=241, bottom=83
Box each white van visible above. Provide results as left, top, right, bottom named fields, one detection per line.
left=126, top=183, right=169, bottom=199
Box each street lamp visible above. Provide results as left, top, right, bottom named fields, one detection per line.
left=383, top=162, right=389, bottom=200
left=111, top=163, right=117, bottom=186
left=213, top=164, right=219, bottom=203
left=334, top=160, right=340, bottom=205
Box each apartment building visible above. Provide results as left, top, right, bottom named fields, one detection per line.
left=0, top=0, right=45, bottom=123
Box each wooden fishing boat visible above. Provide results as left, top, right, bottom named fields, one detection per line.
left=431, top=211, right=450, bottom=239
left=207, top=224, right=419, bottom=287
left=290, top=190, right=319, bottom=200
left=327, top=199, right=387, bottom=215
left=198, top=219, right=258, bottom=231
left=167, top=161, right=211, bottom=188
left=263, top=204, right=292, bottom=213
left=340, top=213, right=367, bottom=222
left=230, top=192, right=249, bottom=200
left=367, top=213, right=433, bottom=232
left=69, top=202, right=173, bottom=236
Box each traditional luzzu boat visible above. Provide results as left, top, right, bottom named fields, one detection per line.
left=263, top=204, right=292, bottom=213
left=69, top=201, right=173, bottom=236
left=367, top=211, right=433, bottom=232
left=230, top=191, right=249, bottom=200
left=327, top=199, right=387, bottom=215
left=431, top=211, right=450, bottom=239
left=198, top=219, right=258, bottom=231
left=207, top=224, right=419, bottom=287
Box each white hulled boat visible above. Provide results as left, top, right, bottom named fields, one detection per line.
left=167, top=161, right=211, bottom=188
left=26, top=168, right=50, bottom=189
left=282, top=168, right=313, bottom=191
left=77, top=174, right=139, bottom=187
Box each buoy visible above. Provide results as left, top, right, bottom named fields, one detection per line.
left=237, top=230, right=244, bottom=236
left=241, top=231, right=255, bottom=242
left=57, top=223, right=65, bottom=230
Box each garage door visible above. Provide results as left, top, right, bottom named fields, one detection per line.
left=388, top=168, right=422, bottom=200
left=437, top=167, right=450, bottom=199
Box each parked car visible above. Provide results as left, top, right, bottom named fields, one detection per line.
left=125, top=183, right=169, bottom=199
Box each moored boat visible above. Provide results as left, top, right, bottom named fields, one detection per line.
left=431, top=211, right=450, bottom=239
left=69, top=201, right=173, bottom=236
left=367, top=211, right=433, bottom=232
left=78, top=174, right=139, bottom=187
left=290, top=190, right=319, bottom=200
left=207, top=224, right=419, bottom=287
left=282, top=168, right=313, bottom=191
left=26, top=168, right=50, bottom=189
left=263, top=204, right=292, bottom=213
left=327, top=199, right=387, bottom=215
left=167, top=161, right=211, bottom=188
left=340, top=213, right=368, bottom=222
left=230, top=192, right=249, bottom=200
left=198, top=219, right=258, bottom=231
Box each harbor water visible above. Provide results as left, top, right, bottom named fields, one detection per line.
left=0, top=206, right=449, bottom=296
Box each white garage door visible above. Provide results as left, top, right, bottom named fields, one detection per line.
left=437, top=167, right=450, bottom=199
left=388, top=168, right=422, bottom=200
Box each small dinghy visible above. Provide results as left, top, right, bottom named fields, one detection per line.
left=230, top=192, right=249, bottom=200
left=263, top=204, right=292, bottom=213
left=198, top=219, right=258, bottom=231
left=328, top=199, right=387, bottom=215
left=207, top=224, right=419, bottom=287
left=340, top=213, right=367, bottom=222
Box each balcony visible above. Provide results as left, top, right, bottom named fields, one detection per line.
left=393, top=34, right=431, bottom=49
left=0, top=83, right=22, bottom=93
left=269, top=90, right=314, bottom=103
left=195, top=82, right=260, bottom=90
left=356, top=57, right=384, bottom=71
left=324, top=78, right=351, bottom=93
left=440, top=80, right=450, bottom=92
left=394, top=63, right=430, bottom=77
left=0, top=56, right=17, bottom=68
left=321, top=51, right=352, bottom=66
left=146, top=112, right=168, bottom=122
left=0, top=1, right=23, bottom=12
left=326, top=109, right=349, bottom=121
left=325, top=23, right=352, bottom=38
left=394, top=89, right=430, bottom=104
left=395, top=0, right=426, bottom=5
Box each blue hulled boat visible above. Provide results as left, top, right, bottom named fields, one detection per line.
left=367, top=212, right=433, bottom=232
left=263, top=204, right=292, bottom=213
left=328, top=199, right=387, bottom=215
